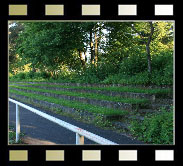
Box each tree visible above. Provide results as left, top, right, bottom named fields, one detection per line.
left=131, top=22, right=154, bottom=73
left=9, top=22, right=24, bottom=73
left=17, top=22, right=88, bottom=76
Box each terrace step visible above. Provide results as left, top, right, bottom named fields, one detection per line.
left=10, top=84, right=156, bottom=101
left=128, top=115, right=144, bottom=121
left=149, top=103, right=172, bottom=110
left=9, top=81, right=173, bottom=89
left=137, top=109, right=158, bottom=115
left=9, top=93, right=127, bottom=121
left=10, top=87, right=148, bottom=111
left=154, top=98, right=173, bottom=104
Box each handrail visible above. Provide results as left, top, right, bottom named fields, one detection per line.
left=9, top=98, right=118, bottom=145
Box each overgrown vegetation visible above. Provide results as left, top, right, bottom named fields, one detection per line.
left=9, top=126, right=25, bottom=144
left=9, top=21, right=174, bottom=86
left=9, top=85, right=150, bottom=104
left=10, top=82, right=172, bottom=96
left=9, top=89, right=129, bottom=116
left=129, top=107, right=174, bottom=144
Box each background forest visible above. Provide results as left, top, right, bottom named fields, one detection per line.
left=9, top=21, right=174, bottom=86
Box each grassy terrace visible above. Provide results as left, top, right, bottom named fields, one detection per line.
left=9, top=85, right=150, bottom=104
left=10, top=82, right=172, bottom=95
left=9, top=89, right=129, bottom=116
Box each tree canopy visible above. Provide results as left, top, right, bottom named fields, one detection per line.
left=9, top=21, right=174, bottom=85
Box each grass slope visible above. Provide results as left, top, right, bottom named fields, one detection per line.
left=9, top=85, right=150, bottom=104
left=9, top=89, right=129, bottom=116
left=9, top=82, right=172, bottom=95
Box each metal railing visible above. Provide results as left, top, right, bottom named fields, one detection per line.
left=9, top=98, right=118, bottom=145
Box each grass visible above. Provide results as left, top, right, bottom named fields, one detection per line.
left=9, top=126, right=25, bottom=144
left=9, top=82, right=172, bottom=96
left=129, top=107, right=173, bottom=144
left=9, top=85, right=150, bottom=105
left=9, top=88, right=129, bottom=116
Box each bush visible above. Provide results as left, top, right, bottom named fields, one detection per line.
left=40, top=72, right=51, bottom=79
left=120, top=72, right=151, bottom=85
left=96, top=62, right=120, bottom=80
left=129, top=107, right=174, bottom=144
left=119, top=54, right=147, bottom=75
left=102, top=74, right=122, bottom=84
left=15, top=72, right=26, bottom=79
left=151, top=51, right=173, bottom=72
left=79, top=66, right=100, bottom=83
left=25, top=71, right=34, bottom=79
left=102, top=72, right=151, bottom=85
left=151, top=70, right=173, bottom=86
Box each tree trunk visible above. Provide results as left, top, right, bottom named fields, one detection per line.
left=94, top=31, right=98, bottom=66
left=90, top=29, right=94, bottom=65
left=146, top=22, right=154, bottom=74
left=146, top=45, right=152, bottom=74
left=79, top=50, right=86, bottom=67
left=131, top=22, right=154, bottom=74
left=84, top=51, right=87, bottom=63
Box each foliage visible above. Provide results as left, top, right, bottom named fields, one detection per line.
left=79, top=66, right=100, bottom=83
left=119, top=54, right=148, bottom=75
left=9, top=126, right=25, bottom=144
left=92, top=115, right=113, bottom=128
left=129, top=107, right=174, bottom=144
left=9, top=82, right=172, bottom=96
left=9, top=88, right=129, bottom=116
left=9, top=21, right=174, bottom=86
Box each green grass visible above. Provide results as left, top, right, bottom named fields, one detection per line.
left=9, top=126, right=25, bottom=144
left=10, top=82, right=172, bottom=96
left=9, top=88, right=129, bottom=116
left=129, top=107, right=173, bottom=144
left=9, top=85, right=150, bottom=104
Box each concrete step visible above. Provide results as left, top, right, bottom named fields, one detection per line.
left=9, top=93, right=128, bottom=122
left=128, top=115, right=144, bottom=121
left=10, top=87, right=149, bottom=111
left=150, top=103, right=172, bottom=110
left=137, top=109, right=157, bottom=114
left=9, top=84, right=156, bottom=101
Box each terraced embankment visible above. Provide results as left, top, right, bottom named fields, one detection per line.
left=9, top=82, right=173, bottom=133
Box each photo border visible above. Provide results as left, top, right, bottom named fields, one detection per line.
left=0, top=0, right=179, bottom=165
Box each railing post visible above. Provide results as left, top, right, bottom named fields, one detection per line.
left=16, top=104, right=20, bottom=142
left=76, top=133, right=84, bottom=145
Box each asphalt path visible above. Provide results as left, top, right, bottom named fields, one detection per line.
left=9, top=101, right=143, bottom=145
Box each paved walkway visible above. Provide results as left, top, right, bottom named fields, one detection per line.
left=9, top=101, right=143, bottom=145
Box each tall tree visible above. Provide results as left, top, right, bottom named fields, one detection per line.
left=9, top=22, right=24, bottom=73
left=17, top=22, right=88, bottom=75
left=131, top=22, right=154, bottom=73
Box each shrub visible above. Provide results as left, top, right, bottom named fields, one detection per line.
left=102, top=72, right=151, bottom=85
left=96, top=62, right=120, bottom=80
left=25, top=71, right=35, bottom=79
left=129, top=107, right=174, bottom=144
left=79, top=66, right=100, bottom=83
left=120, top=72, right=151, bottom=85
left=40, top=72, right=51, bottom=79
left=151, top=70, right=173, bottom=86
left=119, top=54, right=147, bottom=75
left=102, top=74, right=122, bottom=84
left=151, top=51, right=173, bottom=72
left=15, top=72, right=26, bottom=79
